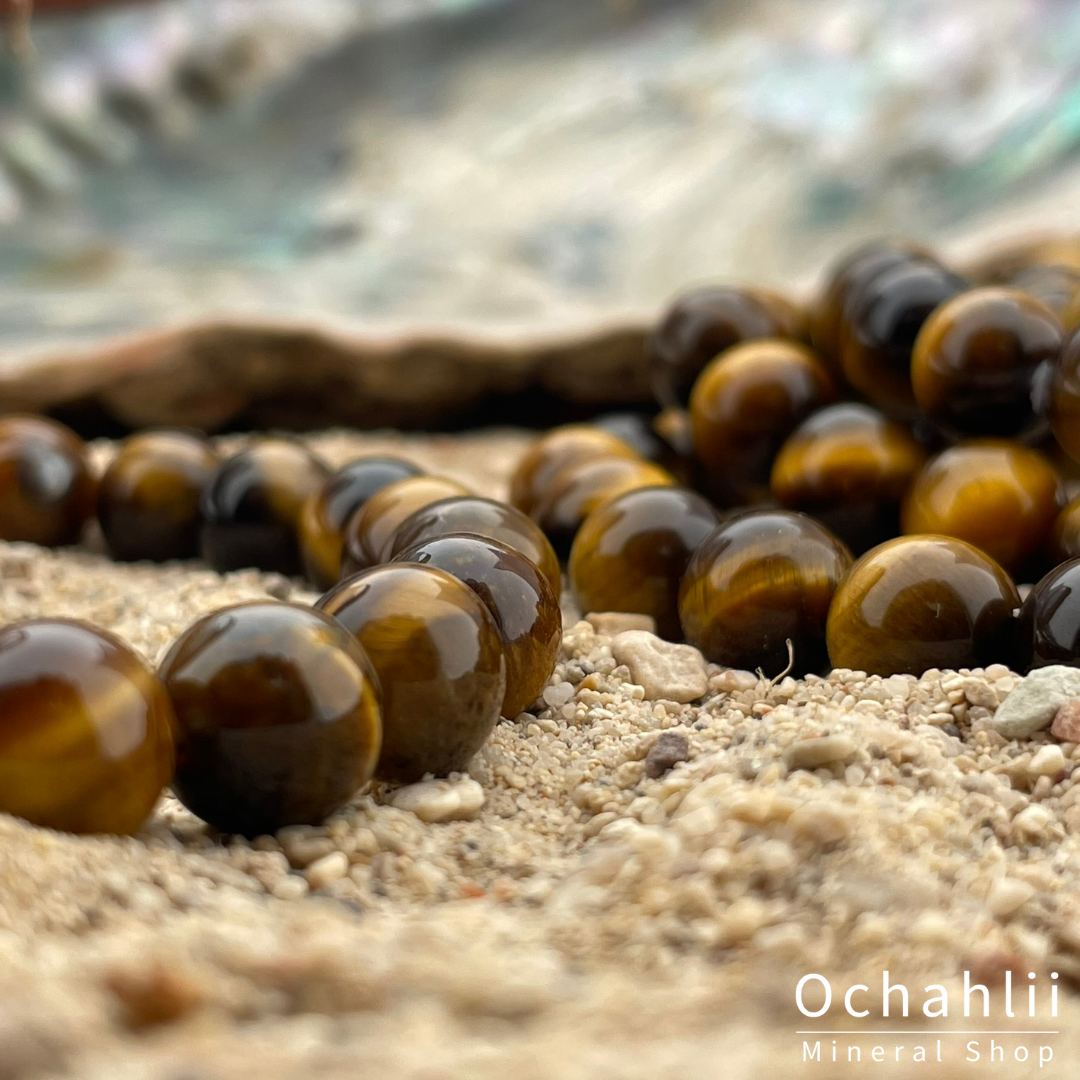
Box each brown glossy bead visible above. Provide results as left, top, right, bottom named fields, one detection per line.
left=299, top=457, right=423, bottom=589
left=0, top=415, right=96, bottom=546
left=1050, top=328, right=1080, bottom=463
left=160, top=601, right=381, bottom=836
left=1051, top=495, right=1080, bottom=564
left=688, top=339, right=834, bottom=505
left=97, top=431, right=219, bottom=562
left=770, top=403, right=928, bottom=554
left=200, top=439, right=329, bottom=576
left=0, top=618, right=174, bottom=835
left=839, top=259, right=967, bottom=419
left=810, top=239, right=933, bottom=370
left=678, top=509, right=852, bottom=676
left=1009, top=263, right=1080, bottom=318
left=1017, top=558, right=1080, bottom=669
left=569, top=486, right=720, bottom=640
left=508, top=425, right=638, bottom=516
left=340, top=475, right=471, bottom=577
left=912, top=287, right=1062, bottom=439
left=389, top=495, right=561, bottom=600
left=900, top=441, right=1062, bottom=574
left=533, top=456, right=676, bottom=558
left=649, top=285, right=805, bottom=408
left=591, top=412, right=668, bottom=463
left=826, top=536, right=1021, bottom=676
left=318, top=564, right=505, bottom=782
left=394, top=534, right=561, bottom=718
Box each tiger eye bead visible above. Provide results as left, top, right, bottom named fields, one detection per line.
left=688, top=339, right=834, bottom=505
left=1050, top=495, right=1080, bottom=563
left=650, top=285, right=805, bottom=408
left=1050, top=328, right=1080, bottom=463
left=389, top=495, right=561, bottom=600
left=533, top=456, right=676, bottom=558
left=840, top=259, right=967, bottom=419
left=900, top=441, right=1062, bottom=574
left=340, top=475, right=471, bottom=577
left=299, top=456, right=423, bottom=589
left=826, top=536, right=1021, bottom=676
left=770, top=404, right=928, bottom=555
left=1010, top=263, right=1080, bottom=318
left=569, top=486, right=720, bottom=640
left=508, top=425, right=638, bottom=516
left=912, top=287, right=1062, bottom=439
left=678, top=510, right=852, bottom=676
left=318, top=564, right=505, bottom=782
left=200, top=439, right=330, bottom=576
left=160, top=602, right=382, bottom=836
left=1018, top=559, right=1080, bottom=669
left=0, top=618, right=174, bottom=835
left=394, top=534, right=561, bottom=718
left=810, top=239, right=933, bottom=370
left=97, top=431, right=219, bottom=562
left=0, top=415, right=96, bottom=546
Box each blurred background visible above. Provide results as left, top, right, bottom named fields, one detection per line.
left=2, top=0, right=1080, bottom=360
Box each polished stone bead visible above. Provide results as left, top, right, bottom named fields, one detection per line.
left=689, top=338, right=834, bottom=505
left=1018, top=559, right=1080, bottom=669
left=1051, top=495, right=1080, bottom=563
left=568, top=485, right=720, bottom=640
left=388, top=495, right=561, bottom=600
left=649, top=285, right=805, bottom=407
left=678, top=509, right=852, bottom=676
left=200, top=439, right=330, bottom=576
left=508, top=425, right=638, bottom=516
left=0, top=618, right=174, bottom=834
left=160, top=601, right=381, bottom=835
left=770, top=403, right=927, bottom=554
left=317, top=564, right=505, bottom=782
left=339, top=475, right=471, bottom=577
left=1010, top=263, right=1080, bottom=318
left=532, top=456, right=676, bottom=558
left=900, top=440, right=1062, bottom=574
left=826, top=535, right=1020, bottom=676
left=0, top=414, right=96, bottom=546
left=912, top=287, right=1062, bottom=439
left=97, top=430, right=219, bottom=562
left=1050, top=328, right=1080, bottom=463
left=840, top=258, right=967, bottom=418
left=591, top=412, right=668, bottom=463
left=810, top=239, right=933, bottom=374
left=299, top=456, right=423, bottom=589
left=394, top=534, right=561, bottom=718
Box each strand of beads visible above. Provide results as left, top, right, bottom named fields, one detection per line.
left=7, top=234, right=1080, bottom=837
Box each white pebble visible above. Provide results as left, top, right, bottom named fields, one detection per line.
left=586, top=612, right=657, bottom=636
left=784, top=734, right=857, bottom=771
left=543, top=682, right=575, bottom=708
left=993, top=667, right=1080, bottom=739
left=788, top=801, right=852, bottom=845
left=1029, top=743, right=1066, bottom=778
left=388, top=777, right=486, bottom=823
left=271, top=875, right=310, bottom=901
left=305, top=851, right=349, bottom=890
left=987, top=877, right=1036, bottom=918
left=610, top=631, right=708, bottom=704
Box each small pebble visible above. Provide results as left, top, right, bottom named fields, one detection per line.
left=987, top=877, right=1036, bottom=919
left=784, top=734, right=857, bottom=771
left=644, top=732, right=690, bottom=778
left=993, top=667, right=1080, bottom=739
left=305, top=851, right=349, bottom=890
left=1051, top=699, right=1080, bottom=743
left=586, top=612, right=657, bottom=636
left=610, top=631, right=708, bottom=704
left=388, top=777, right=486, bottom=823
left=1029, top=743, right=1066, bottom=778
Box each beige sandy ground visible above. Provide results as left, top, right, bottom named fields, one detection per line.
left=3, top=430, right=1080, bottom=1078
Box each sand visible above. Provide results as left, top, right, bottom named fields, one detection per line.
left=2, top=429, right=1080, bottom=1079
